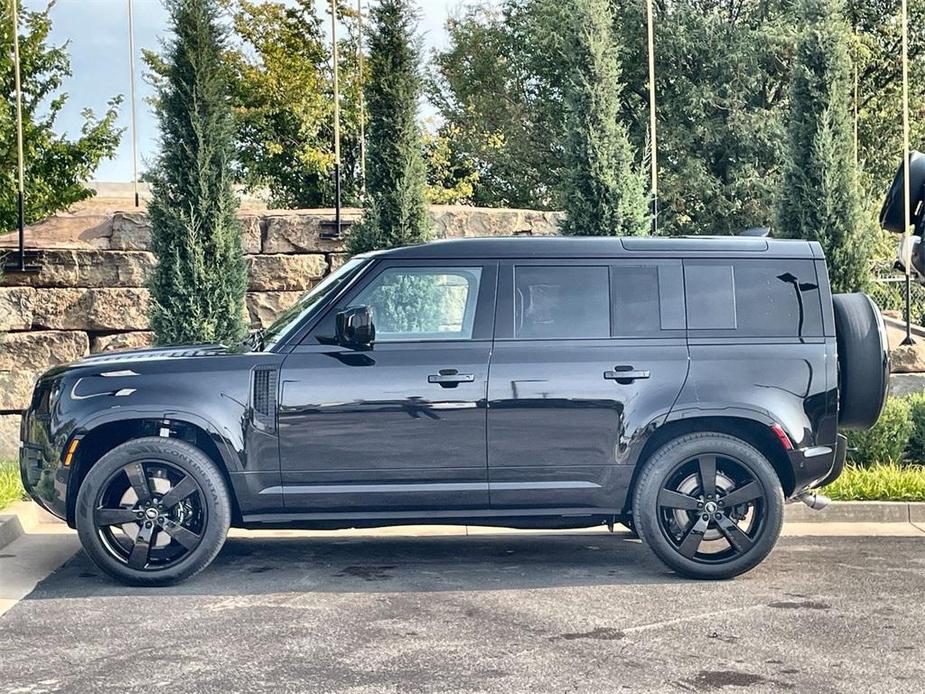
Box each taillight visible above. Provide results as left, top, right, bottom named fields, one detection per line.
left=770, top=423, right=793, bottom=451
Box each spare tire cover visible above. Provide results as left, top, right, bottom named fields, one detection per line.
left=833, top=293, right=889, bottom=430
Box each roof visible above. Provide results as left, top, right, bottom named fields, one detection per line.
left=373, top=236, right=822, bottom=260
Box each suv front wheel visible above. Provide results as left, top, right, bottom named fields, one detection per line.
left=633, top=432, right=784, bottom=580
left=75, top=437, right=231, bottom=586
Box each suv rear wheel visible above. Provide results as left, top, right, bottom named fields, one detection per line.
left=633, top=432, right=784, bottom=580
left=75, top=437, right=231, bottom=586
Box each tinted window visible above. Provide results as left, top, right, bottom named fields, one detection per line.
left=685, top=264, right=737, bottom=329
left=613, top=265, right=662, bottom=336
left=353, top=266, right=482, bottom=341
left=685, top=260, right=823, bottom=337
left=514, top=266, right=610, bottom=338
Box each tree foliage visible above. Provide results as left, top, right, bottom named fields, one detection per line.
left=147, top=0, right=248, bottom=346
left=777, top=0, right=869, bottom=293
left=0, top=3, right=121, bottom=234
left=432, top=0, right=800, bottom=235
left=348, top=0, right=430, bottom=254
left=559, top=0, right=648, bottom=236
left=222, top=0, right=365, bottom=208
left=848, top=0, right=925, bottom=192
left=617, top=0, right=797, bottom=236
left=429, top=0, right=566, bottom=209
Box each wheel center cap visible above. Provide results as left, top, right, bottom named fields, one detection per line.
left=144, top=507, right=158, bottom=520
left=704, top=501, right=718, bottom=514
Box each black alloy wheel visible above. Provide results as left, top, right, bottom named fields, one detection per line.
left=633, top=432, right=784, bottom=579
left=654, top=453, right=765, bottom=563
left=93, top=460, right=207, bottom=571
left=76, top=437, right=231, bottom=586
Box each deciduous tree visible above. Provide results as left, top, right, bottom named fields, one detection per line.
left=222, top=0, right=365, bottom=208
left=0, top=3, right=121, bottom=234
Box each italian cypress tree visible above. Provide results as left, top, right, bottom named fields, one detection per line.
left=347, top=0, right=430, bottom=254
left=776, top=0, right=868, bottom=293
left=147, top=0, right=247, bottom=345
left=559, top=0, right=649, bottom=237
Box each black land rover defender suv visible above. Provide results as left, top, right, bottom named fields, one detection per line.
left=20, top=236, right=888, bottom=585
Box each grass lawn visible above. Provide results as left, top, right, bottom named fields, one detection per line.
left=0, top=460, right=26, bottom=511
left=823, top=463, right=925, bottom=501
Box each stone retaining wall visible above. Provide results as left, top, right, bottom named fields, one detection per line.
left=0, top=206, right=563, bottom=457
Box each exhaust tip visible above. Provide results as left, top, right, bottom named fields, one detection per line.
left=797, top=491, right=831, bottom=511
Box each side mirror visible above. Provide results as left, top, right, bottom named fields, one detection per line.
left=336, top=306, right=375, bottom=348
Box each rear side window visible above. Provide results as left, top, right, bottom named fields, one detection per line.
left=514, top=265, right=610, bottom=338
left=612, top=265, right=661, bottom=336
left=685, top=260, right=823, bottom=337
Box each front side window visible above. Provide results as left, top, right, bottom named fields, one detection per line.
left=514, top=265, right=610, bottom=339
left=352, top=266, right=482, bottom=341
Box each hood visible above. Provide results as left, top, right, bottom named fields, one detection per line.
left=75, top=344, right=234, bottom=366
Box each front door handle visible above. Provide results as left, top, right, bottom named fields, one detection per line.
left=428, top=369, right=475, bottom=387
left=604, top=366, right=651, bottom=383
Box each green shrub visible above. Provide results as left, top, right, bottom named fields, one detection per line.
left=0, top=460, right=25, bottom=510
left=905, top=392, right=925, bottom=463
left=823, top=463, right=925, bottom=501
left=845, top=397, right=913, bottom=466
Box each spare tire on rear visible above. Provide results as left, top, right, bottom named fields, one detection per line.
left=833, top=293, right=889, bottom=430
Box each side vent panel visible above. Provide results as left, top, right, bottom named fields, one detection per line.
left=252, top=367, right=279, bottom=433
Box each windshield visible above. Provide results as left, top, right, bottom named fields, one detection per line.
left=259, top=257, right=368, bottom=349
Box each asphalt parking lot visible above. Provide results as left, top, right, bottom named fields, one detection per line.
left=1, top=529, right=924, bottom=693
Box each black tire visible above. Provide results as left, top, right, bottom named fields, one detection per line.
left=833, top=293, right=889, bottom=430
left=633, top=432, right=784, bottom=580
left=75, top=437, right=231, bottom=586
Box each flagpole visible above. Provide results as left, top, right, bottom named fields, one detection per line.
left=901, top=0, right=914, bottom=345
left=11, top=0, right=26, bottom=270
left=331, top=0, right=342, bottom=237
left=357, top=0, right=366, bottom=200
left=127, top=0, right=140, bottom=207
left=645, top=0, right=657, bottom=234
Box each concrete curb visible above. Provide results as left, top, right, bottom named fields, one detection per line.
left=0, top=514, right=24, bottom=551
left=6, top=501, right=61, bottom=530
left=786, top=501, right=925, bottom=523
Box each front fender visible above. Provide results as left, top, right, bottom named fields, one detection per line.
left=20, top=354, right=282, bottom=524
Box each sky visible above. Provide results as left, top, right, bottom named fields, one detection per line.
left=20, top=0, right=478, bottom=182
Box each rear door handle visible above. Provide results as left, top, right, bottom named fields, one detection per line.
left=428, top=370, right=475, bottom=387
left=604, top=366, right=651, bottom=383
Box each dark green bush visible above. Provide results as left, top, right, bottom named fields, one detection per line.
left=904, top=393, right=925, bottom=463
left=845, top=397, right=913, bottom=466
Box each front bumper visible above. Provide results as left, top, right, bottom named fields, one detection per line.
left=19, top=378, right=72, bottom=523
left=788, top=433, right=847, bottom=495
